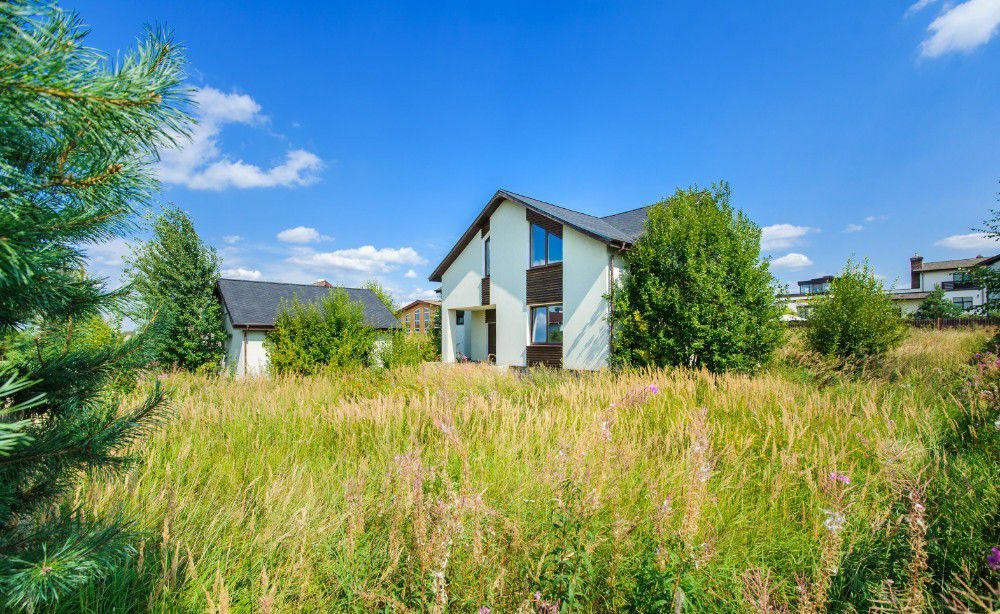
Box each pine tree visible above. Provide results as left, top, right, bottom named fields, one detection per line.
left=126, top=207, right=226, bottom=371
left=0, top=1, right=190, bottom=608
left=611, top=183, right=784, bottom=372
left=912, top=288, right=963, bottom=320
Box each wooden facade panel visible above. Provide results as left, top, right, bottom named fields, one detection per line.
left=526, top=209, right=562, bottom=236
left=481, top=276, right=490, bottom=305
left=527, top=344, right=562, bottom=368
left=526, top=262, right=562, bottom=304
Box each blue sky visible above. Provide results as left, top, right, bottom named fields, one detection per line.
left=73, top=0, right=1000, bottom=299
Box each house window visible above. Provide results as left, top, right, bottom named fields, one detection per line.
left=455, top=311, right=465, bottom=326
left=414, top=309, right=421, bottom=329
left=952, top=272, right=972, bottom=283
left=484, top=237, right=491, bottom=276
left=953, top=297, right=973, bottom=311
left=404, top=313, right=410, bottom=331
left=530, top=224, right=562, bottom=267
left=530, top=304, right=563, bottom=344
left=423, top=307, right=430, bottom=328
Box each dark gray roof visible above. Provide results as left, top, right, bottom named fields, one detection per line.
left=919, top=255, right=997, bottom=271
left=216, top=279, right=401, bottom=329
left=429, top=189, right=654, bottom=281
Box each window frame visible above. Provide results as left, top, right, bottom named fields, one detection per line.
left=529, top=223, right=563, bottom=268
left=529, top=304, right=564, bottom=346
left=952, top=296, right=973, bottom=311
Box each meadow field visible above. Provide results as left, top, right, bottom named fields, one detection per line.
left=68, top=329, right=998, bottom=612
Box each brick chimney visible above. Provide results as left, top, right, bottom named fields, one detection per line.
left=312, top=279, right=333, bottom=287
left=910, top=254, right=923, bottom=290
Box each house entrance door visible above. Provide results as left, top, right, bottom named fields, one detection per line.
left=485, top=309, right=496, bottom=363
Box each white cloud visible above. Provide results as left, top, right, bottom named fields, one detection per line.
left=289, top=245, right=426, bottom=275
left=865, top=214, right=888, bottom=222
left=404, top=269, right=418, bottom=278
left=920, top=0, right=1000, bottom=58
left=906, top=0, right=939, bottom=17
left=222, top=235, right=242, bottom=244
left=761, top=224, right=816, bottom=251
left=277, top=226, right=323, bottom=244
left=843, top=224, right=864, bottom=233
left=771, top=253, right=813, bottom=271
left=935, top=232, right=1000, bottom=250
left=407, top=287, right=439, bottom=302
left=221, top=267, right=263, bottom=280
left=158, top=87, right=322, bottom=190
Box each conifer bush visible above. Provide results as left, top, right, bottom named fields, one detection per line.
left=0, top=1, right=189, bottom=608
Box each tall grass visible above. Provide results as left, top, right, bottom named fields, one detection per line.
left=66, top=329, right=997, bottom=611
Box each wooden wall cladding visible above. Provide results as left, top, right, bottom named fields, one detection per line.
left=526, top=344, right=562, bottom=367
left=526, top=263, right=562, bottom=304
left=481, top=276, right=490, bottom=305
left=526, top=209, right=562, bottom=236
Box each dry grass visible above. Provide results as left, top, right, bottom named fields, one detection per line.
left=68, top=328, right=993, bottom=612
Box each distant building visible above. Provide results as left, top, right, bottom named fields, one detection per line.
left=779, top=254, right=1000, bottom=319
left=397, top=299, right=441, bottom=334
left=890, top=254, right=1000, bottom=315
left=215, top=278, right=401, bottom=376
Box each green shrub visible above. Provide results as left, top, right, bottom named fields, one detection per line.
left=611, top=183, right=784, bottom=372
left=805, top=260, right=907, bottom=361
left=912, top=288, right=963, bottom=320
left=264, top=291, right=376, bottom=375
left=381, top=332, right=437, bottom=369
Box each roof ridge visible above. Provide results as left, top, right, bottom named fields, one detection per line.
left=602, top=203, right=654, bottom=219
left=499, top=188, right=607, bottom=221
left=218, top=278, right=373, bottom=292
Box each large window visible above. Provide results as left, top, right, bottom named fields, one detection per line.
left=953, top=296, right=973, bottom=311
left=455, top=311, right=465, bottom=326
left=484, top=237, right=491, bottom=276
left=530, top=304, right=563, bottom=344
left=530, top=224, right=562, bottom=267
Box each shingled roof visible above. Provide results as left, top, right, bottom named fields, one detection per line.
left=918, top=255, right=1000, bottom=271
left=429, top=189, right=653, bottom=282
left=216, top=279, right=401, bottom=329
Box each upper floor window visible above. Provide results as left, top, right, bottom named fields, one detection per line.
left=952, top=271, right=972, bottom=283
left=484, top=237, right=491, bottom=276
left=530, top=304, right=563, bottom=344
left=414, top=310, right=421, bottom=325
left=530, top=223, right=562, bottom=267
left=423, top=307, right=430, bottom=325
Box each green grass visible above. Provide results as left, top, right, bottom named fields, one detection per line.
left=66, top=328, right=999, bottom=612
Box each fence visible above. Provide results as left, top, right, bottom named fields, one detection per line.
left=785, top=316, right=1000, bottom=329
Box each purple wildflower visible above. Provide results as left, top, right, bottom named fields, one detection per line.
left=478, top=607, right=492, bottom=614
left=829, top=472, right=851, bottom=485
left=988, top=547, right=1000, bottom=571
left=647, top=384, right=660, bottom=395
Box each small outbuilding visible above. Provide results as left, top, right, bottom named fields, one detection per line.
left=215, top=278, right=401, bottom=376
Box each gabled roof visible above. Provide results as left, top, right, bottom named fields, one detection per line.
left=429, top=189, right=652, bottom=282
left=918, top=255, right=999, bottom=271
left=396, top=299, right=441, bottom=314
left=216, top=278, right=401, bottom=329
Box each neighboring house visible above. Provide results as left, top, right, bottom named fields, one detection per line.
left=779, top=254, right=1000, bottom=318
left=891, top=254, right=1000, bottom=315
left=781, top=276, right=834, bottom=320
left=216, top=278, right=401, bottom=376
left=397, top=299, right=441, bottom=334
left=429, top=189, right=649, bottom=370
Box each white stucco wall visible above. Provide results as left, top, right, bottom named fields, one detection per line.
left=439, top=198, right=530, bottom=366
left=562, top=226, right=612, bottom=370
left=223, top=310, right=268, bottom=377
left=489, top=200, right=530, bottom=367
left=920, top=269, right=987, bottom=309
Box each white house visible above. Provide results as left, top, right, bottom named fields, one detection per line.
left=428, top=189, right=649, bottom=370
left=890, top=254, right=1000, bottom=315
left=215, top=278, right=401, bottom=376
left=780, top=254, right=1000, bottom=318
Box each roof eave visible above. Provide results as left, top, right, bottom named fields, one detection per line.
left=428, top=190, right=631, bottom=282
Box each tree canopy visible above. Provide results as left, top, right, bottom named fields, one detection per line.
left=0, top=2, right=190, bottom=608
left=611, top=183, right=784, bottom=373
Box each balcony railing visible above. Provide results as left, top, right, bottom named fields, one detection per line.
left=941, top=280, right=977, bottom=291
